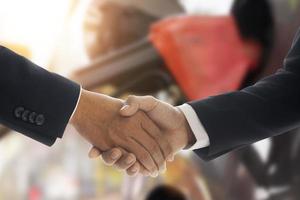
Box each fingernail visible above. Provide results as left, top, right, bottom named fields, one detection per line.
left=89, top=149, right=100, bottom=158
left=111, top=150, right=120, bottom=159
left=131, top=165, right=138, bottom=172
left=151, top=171, right=159, bottom=177
left=120, top=105, right=129, bottom=111
left=126, top=156, right=135, bottom=164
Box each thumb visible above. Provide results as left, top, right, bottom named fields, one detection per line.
left=120, top=95, right=159, bottom=117
left=120, top=101, right=139, bottom=117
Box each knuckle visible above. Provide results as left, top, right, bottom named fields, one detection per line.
left=147, top=95, right=156, bottom=102
left=127, top=95, right=137, bottom=102
left=145, top=95, right=153, bottom=99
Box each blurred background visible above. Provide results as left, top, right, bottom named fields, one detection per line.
left=1, top=0, right=300, bottom=199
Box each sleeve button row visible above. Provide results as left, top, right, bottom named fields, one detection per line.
left=14, top=107, right=45, bottom=126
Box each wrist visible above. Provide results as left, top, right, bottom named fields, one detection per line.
left=70, top=89, right=123, bottom=129
left=70, top=89, right=88, bottom=128
left=184, top=121, right=197, bottom=149
left=176, top=108, right=196, bottom=150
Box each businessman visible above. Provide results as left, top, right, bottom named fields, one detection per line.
left=0, top=45, right=177, bottom=177
left=91, top=27, right=300, bottom=175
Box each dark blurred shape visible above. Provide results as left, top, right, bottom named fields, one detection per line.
left=232, top=0, right=274, bottom=57
left=145, top=185, right=186, bottom=200
left=84, top=1, right=158, bottom=59
left=232, top=0, right=274, bottom=86
left=231, top=1, right=300, bottom=199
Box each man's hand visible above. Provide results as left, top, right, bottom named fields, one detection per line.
left=70, top=91, right=173, bottom=176
left=89, top=95, right=196, bottom=175
left=120, top=96, right=196, bottom=152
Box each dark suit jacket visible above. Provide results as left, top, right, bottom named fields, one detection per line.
left=190, top=29, right=300, bottom=161
left=0, top=46, right=80, bottom=145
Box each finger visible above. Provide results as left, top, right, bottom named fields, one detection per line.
left=128, top=95, right=159, bottom=112
left=103, top=148, right=149, bottom=175
left=101, top=148, right=122, bottom=166
left=126, top=161, right=152, bottom=177
left=120, top=103, right=139, bottom=117
left=130, top=125, right=165, bottom=174
left=167, top=154, right=175, bottom=162
left=89, top=147, right=102, bottom=159
left=139, top=165, right=151, bottom=176
left=120, top=95, right=158, bottom=117
left=124, top=137, right=158, bottom=176
left=114, top=152, right=136, bottom=170
left=141, top=117, right=173, bottom=161
left=126, top=162, right=140, bottom=176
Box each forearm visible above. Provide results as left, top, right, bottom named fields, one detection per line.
left=0, top=46, right=80, bottom=145
left=183, top=29, right=300, bottom=160
left=190, top=67, right=300, bottom=160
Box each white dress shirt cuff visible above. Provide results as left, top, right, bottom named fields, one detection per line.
left=69, top=86, right=82, bottom=122
left=177, top=104, right=210, bottom=150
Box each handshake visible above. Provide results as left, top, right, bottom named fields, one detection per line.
left=70, top=90, right=196, bottom=177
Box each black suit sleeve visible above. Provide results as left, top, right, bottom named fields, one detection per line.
left=189, top=29, right=300, bottom=161
left=0, top=46, right=80, bottom=146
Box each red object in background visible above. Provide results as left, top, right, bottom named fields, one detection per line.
left=150, top=15, right=253, bottom=101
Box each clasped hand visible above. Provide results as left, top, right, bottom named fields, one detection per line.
left=70, top=90, right=195, bottom=177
